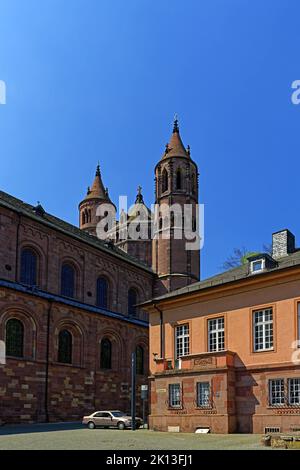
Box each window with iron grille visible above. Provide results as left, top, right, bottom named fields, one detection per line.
left=196, top=382, right=210, bottom=408
left=169, top=383, right=181, bottom=408
left=128, top=288, right=137, bottom=317
left=20, top=248, right=37, bottom=286
left=269, top=379, right=285, bottom=406
left=288, top=378, right=300, bottom=405
left=253, top=308, right=273, bottom=351
left=61, top=264, right=75, bottom=298
left=6, top=318, right=24, bottom=358
left=175, top=324, right=189, bottom=359
left=100, top=338, right=112, bottom=369
left=58, top=329, right=72, bottom=364
left=96, top=277, right=108, bottom=309
left=208, top=317, right=224, bottom=352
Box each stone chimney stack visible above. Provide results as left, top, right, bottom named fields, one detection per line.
left=272, top=229, right=296, bottom=259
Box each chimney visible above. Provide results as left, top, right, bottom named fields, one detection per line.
left=272, top=229, right=296, bottom=259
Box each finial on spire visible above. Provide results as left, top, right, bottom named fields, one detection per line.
left=87, top=186, right=91, bottom=195
left=165, top=143, right=169, bottom=154
left=187, top=145, right=191, bottom=156
left=96, top=163, right=101, bottom=177
left=173, top=113, right=179, bottom=133
left=135, top=185, right=144, bottom=204
left=105, top=187, right=109, bottom=197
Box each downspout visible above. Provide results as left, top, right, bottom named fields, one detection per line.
left=44, top=299, right=52, bottom=423
left=153, top=304, right=164, bottom=359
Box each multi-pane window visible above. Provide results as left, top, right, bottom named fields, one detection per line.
left=197, top=382, right=211, bottom=408
left=61, top=264, right=75, bottom=298
left=169, top=383, right=181, bottom=408
left=175, top=324, right=189, bottom=359
left=136, top=345, right=144, bottom=375
left=58, top=329, right=72, bottom=364
left=20, top=248, right=37, bottom=286
left=253, top=308, right=273, bottom=352
left=288, top=378, right=300, bottom=405
left=100, top=338, right=112, bottom=369
left=208, top=317, right=224, bottom=352
left=269, top=379, right=285, bottom=406
left=6, top=319, right=24, bottom=358
left=96, top=277, right=108, bottom=309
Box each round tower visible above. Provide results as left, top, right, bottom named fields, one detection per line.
left=152, top=118, right=200, bottom=294
left=79, top=164, right=116, bottom=237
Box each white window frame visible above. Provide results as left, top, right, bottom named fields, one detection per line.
left=196, top=382, right=211, bottom=408
left=208, top=317, right=225, bottom=352
left=288, top=378, right=300, bottom=406
left=175, top=324, right=189, bottom=359
left=269, top=379, right=285, bottom=406
left=250, top=258, right=265, bottom=274
left=253, top=308, right=274, bottom=352
left=169, top=383, right=181, bottom=408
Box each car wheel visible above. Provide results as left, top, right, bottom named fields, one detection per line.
left=118, top=422, right=125, bottom=430
left=87, top=421, right=96, bottom=429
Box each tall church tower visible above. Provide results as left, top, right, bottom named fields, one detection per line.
left=79, top=164, right=116, bottom=237
left=152, top=118, right=200, bottom=295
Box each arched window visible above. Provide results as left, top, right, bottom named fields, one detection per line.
left=96, top=277, right=108, bottom=309
left=88, top=210, right=92, bottom=223
left=61, top=263, right=75, bottom=298
left=82, top=211, right=86, bottom=225
left=176, top=168, right=182, bottom=190
left=162, top=169, right=168, bottom=192
left=100, top=338, right=112, bottom=369
left=191, top=173, right=196, bottom=195
left=128, top=288, right=137, bottom=317
left=6, top=318, right=24, bottom=358
left=136, top=345, right=144, bottom=375
left=20, top=248, right=37, bottom=286
left=58, top=329, right=72, bottom=364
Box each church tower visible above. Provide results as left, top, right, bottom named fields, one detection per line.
left=79, top=164, right=116, bottom=237
left=152, top=118, right=200, bottom=295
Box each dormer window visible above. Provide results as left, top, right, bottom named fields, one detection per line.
left=251, top=259, right=265, bottom=273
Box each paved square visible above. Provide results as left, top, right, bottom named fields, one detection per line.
left=0, top=423, right=270, bottom=450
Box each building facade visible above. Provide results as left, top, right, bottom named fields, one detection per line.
left=0, top=120, right=200, bottom=424
left=144, top=230, right=300, bottom=434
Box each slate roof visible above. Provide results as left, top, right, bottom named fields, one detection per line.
left=0, top=190, right=154, bottom=274
left=143, top=249, right=300, bottom=304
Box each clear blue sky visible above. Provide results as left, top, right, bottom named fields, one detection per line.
left=0, top=0, right=299, bottom=279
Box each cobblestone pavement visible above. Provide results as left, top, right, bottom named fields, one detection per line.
left=0, top=423, right=269, bottom=450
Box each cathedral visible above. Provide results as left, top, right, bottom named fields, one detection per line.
left=0, top=119, right=200, bottom=424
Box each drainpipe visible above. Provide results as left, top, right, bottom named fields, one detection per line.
left=153, top=304, right=164, bottom=359
left=44, top=299, right=53, bottom=423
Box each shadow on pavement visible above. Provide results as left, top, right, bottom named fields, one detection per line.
left=0, top=422, right=83, bottom=436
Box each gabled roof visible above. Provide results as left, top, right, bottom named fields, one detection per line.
left=0, top=190, right=154, bottom=274
left=142, top=249, right=300, bottom=305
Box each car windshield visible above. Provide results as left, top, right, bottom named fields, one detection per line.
left=111, top=411, right=126, bottom=417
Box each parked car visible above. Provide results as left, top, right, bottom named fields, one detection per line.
left=82, top=410, right=143, bottom=430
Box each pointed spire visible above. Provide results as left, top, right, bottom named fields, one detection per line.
left=84, top=164, right=109, bottom=201
left=162, top=115, right=190, bottom=159
left=173, top=113, right=179, bottom=133
left=135, top=185, right=144, bottom=204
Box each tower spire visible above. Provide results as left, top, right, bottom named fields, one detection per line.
left=173, top=113, right=179, bottom=133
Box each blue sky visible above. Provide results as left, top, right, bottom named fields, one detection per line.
left=0, top=0, right=300, bottom=279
